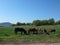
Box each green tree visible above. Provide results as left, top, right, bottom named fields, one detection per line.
left=32, top=20, right=41, bottom=26
left=21, top=23, right=26, bottom=25
left=55, top=20, right=60, bottom=25
left=16, top=22, right=21, bottom=26
left=41, top=20, right=48, bottom=25
left=48, top=18, right=55, bottom=25
left=26, top=23, right=32, bottom=25
left=12, top=24, right=16, bottom=26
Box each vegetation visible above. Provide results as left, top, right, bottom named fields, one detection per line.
left=55, top=20, right=60, bottom=25
left=0, top=18, right=60, bottom=42
left=32, top=20, right=41, bottom=26
left=0, top=25, right=60, bottom=42
left=11, top=18, right=60, bottom=26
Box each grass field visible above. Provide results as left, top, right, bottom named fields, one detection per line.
left=0, top=25, right=60, bottom=43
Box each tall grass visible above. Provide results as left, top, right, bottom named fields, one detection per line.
left=0, top=25, right=60, bottom=42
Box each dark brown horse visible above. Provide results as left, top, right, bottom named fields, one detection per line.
left=28, top=28, right=38, bottom=35
left=15, top=27, right=27, bottom=35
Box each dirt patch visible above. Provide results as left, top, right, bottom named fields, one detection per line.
left=0, top=40, right=60, bottom=44
left=0, top=43, right=60, bottom=45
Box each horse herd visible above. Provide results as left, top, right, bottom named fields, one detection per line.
left=14, top=27, right=56, bottom=35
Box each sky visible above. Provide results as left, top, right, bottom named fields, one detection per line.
left=0, top=0, right=60, bottom=23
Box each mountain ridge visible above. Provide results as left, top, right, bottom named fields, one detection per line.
left=0, top=22, right=12, bottom=27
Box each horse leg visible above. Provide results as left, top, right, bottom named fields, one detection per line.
left=28, top=31, right=30, bottom=35
left=21, top=32, right=23, bottom=35
left=23, top=31, right=25, bottom=35
left=33, top=31, right=35, bottom=34
left=36, top=31, right=38, bottom=34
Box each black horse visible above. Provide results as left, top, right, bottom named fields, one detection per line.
left=15, top=27, right=27, bottom=35
left=28, top=28, right=38, bottom=35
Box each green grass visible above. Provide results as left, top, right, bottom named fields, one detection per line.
left=0, top=25, right=60, bottom=42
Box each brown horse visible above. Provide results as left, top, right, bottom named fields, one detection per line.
left=36, top=28, right=43, bottom=34
left=28, top=28, right=38, bottom=35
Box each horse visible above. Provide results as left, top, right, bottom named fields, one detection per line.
left=28, top=28, right=38, bottom=35
left=48, top=29, right=56, bottom=33
left=15, top=27, right=27, bottom=35
left=36, top=28, right=43, bottom=34
left=43, top=29, right=49, bottom=35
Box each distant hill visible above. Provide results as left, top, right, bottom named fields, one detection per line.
left=0, top=22, right=12, bottom=27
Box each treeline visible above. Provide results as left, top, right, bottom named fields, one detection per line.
left=12, top=18, right=60, bottom=26
left=12, top=22, right=32, bottom=26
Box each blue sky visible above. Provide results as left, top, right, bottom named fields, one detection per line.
left=0, top=0, right=60, bottom=23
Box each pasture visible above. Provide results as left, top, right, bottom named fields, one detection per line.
left=0, top=25, right=60, bottom=43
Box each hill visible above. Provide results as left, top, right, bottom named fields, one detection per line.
left=0, top=22, right=12, bottom=27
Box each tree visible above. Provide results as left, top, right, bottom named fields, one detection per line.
left=41, top=20, right=48, bottom=25
left=48, top=18, right=55, bottom=25
left=32, top=20, right=41, bottom=26
left=21, top=23, right=26, bottom=25
left=26, top=23, right=32, bottom=25
left=12, top=24, right=16, bottom=26
left=16, top=22, right=21, bottom=26
left=55, top=20, right=60, bottom=25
